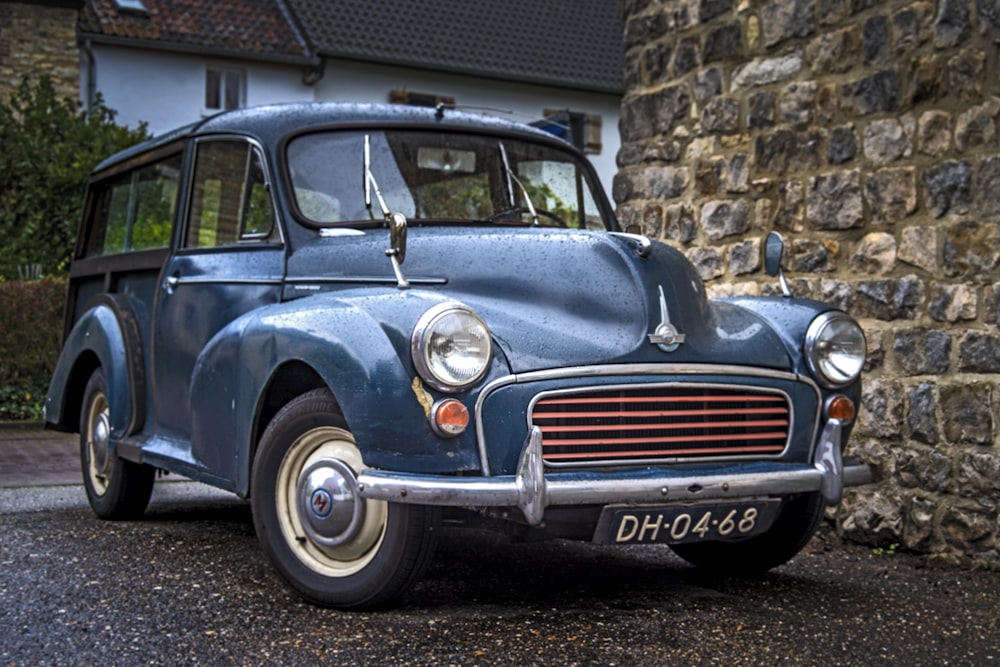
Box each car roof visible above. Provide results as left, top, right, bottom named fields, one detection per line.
left=92, top=102, right=570, bottom=175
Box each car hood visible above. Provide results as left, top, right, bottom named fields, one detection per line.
left=287, top=227, right=793, bottom=373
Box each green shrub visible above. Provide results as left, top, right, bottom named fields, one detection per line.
left=0, top=278, right=66, bottom=420
left=0, top=74, right=149, bottom=279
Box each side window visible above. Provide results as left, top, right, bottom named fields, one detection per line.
left=186, top=140, right=276, bottom=249
left=84, top=154, right=181, bottom=257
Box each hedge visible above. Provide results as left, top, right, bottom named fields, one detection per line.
left=0, top=278, right=66, bottom=419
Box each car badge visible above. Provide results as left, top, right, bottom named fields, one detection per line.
left=648, top=285, right=686, bottom=352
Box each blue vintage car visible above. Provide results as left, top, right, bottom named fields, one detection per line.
left=45, top=102, right=870, bottom=608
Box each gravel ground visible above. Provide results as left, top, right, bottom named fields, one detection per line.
left=1, top=482, right=998, bottom=666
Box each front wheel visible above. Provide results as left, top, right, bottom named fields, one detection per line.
left=251, top=389, right=438, bottom=609
left=669, top=492, right=825, bottom=573
left=80, top=368, right=155, bottom=520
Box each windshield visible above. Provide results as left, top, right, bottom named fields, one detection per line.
left=286, top=130, right=608, bottom=230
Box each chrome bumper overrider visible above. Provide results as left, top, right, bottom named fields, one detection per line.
left=356, top=422, right=872, bottom=527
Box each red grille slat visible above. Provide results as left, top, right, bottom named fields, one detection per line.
left=530, top=385, right=792, bottom=466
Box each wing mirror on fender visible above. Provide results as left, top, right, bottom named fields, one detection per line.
left=764, top=231, right=792, bottom=298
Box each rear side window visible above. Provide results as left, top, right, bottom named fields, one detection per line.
left=185, top=140, right=276, bottom=248
left=84, top=154, right=182, bottom=257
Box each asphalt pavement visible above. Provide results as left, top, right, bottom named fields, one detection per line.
left=1, top=422, right=998, bottom=666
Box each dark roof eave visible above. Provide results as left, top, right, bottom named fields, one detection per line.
left=321, top=52, right=624, bottom=97
left=79, top=30, right=321, bottom=67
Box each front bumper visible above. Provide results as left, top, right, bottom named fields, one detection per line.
left=357, top=419, right=873, bottom=526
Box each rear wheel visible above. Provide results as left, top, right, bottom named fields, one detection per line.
left=251, top=388, right=438, bottom=609
left=80, top=368, right=155, bottom=520
left=669, top=492, right=825, bottom=573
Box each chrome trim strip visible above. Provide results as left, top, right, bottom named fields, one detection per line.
left=357, top=424, right=874, bottom=526
left=474, top=364, right=823, bottom=477
left=285, top=276, right=448, bottom=286
left=172, top=277, right=283, bottom=285
left=527, top=381, right=794, bottom=468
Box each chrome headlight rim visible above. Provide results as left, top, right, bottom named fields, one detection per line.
left=804, top=311, right=866, bottom=389
left=411, top=302, right=493, bottom=393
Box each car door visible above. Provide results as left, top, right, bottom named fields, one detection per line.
left=151, top=137, right=284, bottom=477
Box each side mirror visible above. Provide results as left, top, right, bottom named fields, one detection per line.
left=388, top=212, right=407, bottom=265
left=764, top=231, right=784, bottom=277
left=764, top=231, right=792, bottom=298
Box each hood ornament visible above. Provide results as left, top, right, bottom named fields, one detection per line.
left=648, top=285, right=686, bottom=352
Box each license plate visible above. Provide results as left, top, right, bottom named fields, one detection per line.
left=594, top=500, right=782, bottom=545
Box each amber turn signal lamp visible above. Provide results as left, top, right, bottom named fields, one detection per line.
left=826, top=395, right=855, bottom=423
left=432, top=399, right=469, bottom=437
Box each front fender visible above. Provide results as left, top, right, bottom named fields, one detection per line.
left=45, top=295, right=144, bottom=437
left=189, top=290, right=491, bottom=494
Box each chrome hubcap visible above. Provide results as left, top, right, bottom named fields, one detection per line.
left=296, top=458, right=365, bottom=547
left=91, top=411, right=111, bottom=475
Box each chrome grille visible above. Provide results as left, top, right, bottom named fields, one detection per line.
left=530, top=385, right=791, bottom=466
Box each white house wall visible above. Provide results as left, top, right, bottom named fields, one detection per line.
left=315, top=58, right=620, bottom=198
left=83, top=44, right=313, bottom=135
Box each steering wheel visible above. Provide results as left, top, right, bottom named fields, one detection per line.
left=485, top=206, right=567, bottom=227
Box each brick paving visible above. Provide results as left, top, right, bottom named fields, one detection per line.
left=0, top=424, right=80, bottom=487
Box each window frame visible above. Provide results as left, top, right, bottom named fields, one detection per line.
left=205, top=67, right=246, bottom=113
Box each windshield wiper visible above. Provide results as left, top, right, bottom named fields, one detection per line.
left=498, top=142, right=539, bottom=226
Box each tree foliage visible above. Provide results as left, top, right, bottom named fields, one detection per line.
left=0, top=75, right=150, bottom=279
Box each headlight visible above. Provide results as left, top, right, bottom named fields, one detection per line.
left=412, top=303, right=492, bottom=392
left=805, top=312, right=866, bottom=388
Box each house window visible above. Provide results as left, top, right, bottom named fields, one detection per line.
left=536, top=109, right=603, bottom=155
left=205, top=68, right=245, bottom=112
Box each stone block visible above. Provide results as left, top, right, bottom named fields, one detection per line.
left=663, top=204, right=699, bottom=243
left=943, top=220, right=1000, bottom=277
left=940, top=383, right=994, bottom=445
left=976, top=156, right=1000, bottom=218
left=789, top=238, right=839, bottom=272
left=929, top=284, right=978, bottom=323
left=806, top=170, right=863, bottom=230
left=892, top=328, right=951, bottom=375
left=841, top=70, right=901, bottom=116
left=686, top=245, right=725, bottom=281
left=613, top=166, right=691, bottom=204
left=955, top=98, right=999, bottom=151
left=828, top=124, right=858, bottom=164
left=935, top=0, right=971, bottom=48
left=819, top=278, right=853, bottom=311
left=955, top=450, right=1000, bottom=501
left=923, top=160, right=972, bottom=218
left=897, top=225, right=938, bottom=272
left=908, top=54, right=945, bottom=105
left=674, top=36, right=701, bottom=76
left=902, top=495, right=940, bottom=552
left=805, top=26, right=861, bottom=75
left=947, top=48, right=986, bottom=102
left=941, top=504, right=996, bottom=553
left=726, top=153, right=750, bottom=193
left=748, top=91, right=776, bottom=128
left=907, top=382, right=940, bottom=445
left=863, top=14, right=889, bottom=65
left=694, top=67, right=723, bottom=103
left=850, top=232, right=897, bottom=276
left=858, top=378, right=904, bottom=438
left=779, top=81, right=817, bottom=126
left=818, top=0, right=849, bottom=25
left=703, top=21, right=743, bottom=63
left=761, top=0, right=816, bottom=47
left=620, top=85, right=692, bottom=142
left=863, top=117, right=914, bottom=164
left=891, top=2, right=934, bottom=52
left=699, top=0, right=734, bottom=23
left=896, top=443, right=951, bottom=490
left=625, top=11, right=669, bottom=51
left=917, top=110, right=952, bottom=156
left=855, top=276, right=923, bottom=320
left=755, top=128, right=825, bottom=175
left=838, top=488, right=904, bottom=545
left=865, top=167, right=918, bottom=224
left=772, top=180, right=804, bottom=232
left=728, top=237, right=761, bottom=275
left=701, top=199, right=749, bottom=240
left=731, top=51, right=803, bottom=89
left=959, top=332, right=1000, bottom=373
left=641, top=45, right=671, bottom=85
left=978, top=0, right=1000, bottom=28
left=862, top=327, right=884, bottom=371
left=701, top=96, right=740, bottom=133
left=986, top=282, right=1000, bottom=327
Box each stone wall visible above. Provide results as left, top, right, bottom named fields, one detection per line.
left=617, top=0, right=999, bottom=559
left=0, top=1, right=81, bottom=103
